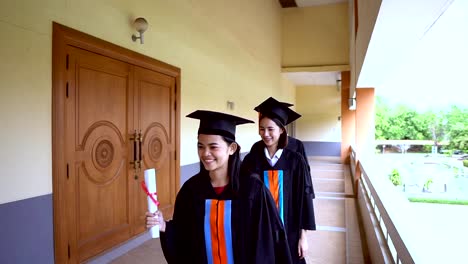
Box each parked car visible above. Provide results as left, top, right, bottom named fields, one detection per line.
left=457, top=155, right=468, bottom=161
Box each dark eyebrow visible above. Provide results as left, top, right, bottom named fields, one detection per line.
left=197, top=142, right=220, bottom=146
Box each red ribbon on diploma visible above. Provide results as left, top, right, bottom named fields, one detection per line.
left=140, top=181, right=160, bottom=207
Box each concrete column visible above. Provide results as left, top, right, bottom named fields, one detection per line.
left=355, top=88, right=375, bottom=160
left=340, top=71, right=356, bottom=164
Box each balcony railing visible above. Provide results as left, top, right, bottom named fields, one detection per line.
left=350, top=146, right=415, bottom=264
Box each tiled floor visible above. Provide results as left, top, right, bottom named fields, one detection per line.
left=110, top=238, right=166, bottom=264
left=109, top=157, right=363, bottom=264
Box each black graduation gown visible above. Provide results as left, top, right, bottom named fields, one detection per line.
left=160, top=171, right=292, bottom=264
left=250, top=137, right=310, bottom=171
left=241, top=148, right=316, bottom=264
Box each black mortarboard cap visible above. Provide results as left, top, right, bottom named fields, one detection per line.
left=254, top=97, right=301, bottom=126
left=186, top=110, right=254, bottom=140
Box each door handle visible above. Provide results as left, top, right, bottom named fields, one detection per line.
left=130, top=130, right=142, bottom=181
left=130, top=130, right=138, bottom=170
left=138, top=130, right=142, bottom=165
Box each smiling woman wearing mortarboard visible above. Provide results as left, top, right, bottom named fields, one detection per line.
left=241, top=97, right=316, bottom=264
left=250, top=100, right=310, bottom=172
left=146, top=110, right=292, bottom=264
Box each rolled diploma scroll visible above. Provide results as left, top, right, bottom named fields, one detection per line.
left=144, top=168, right=160, bottom=238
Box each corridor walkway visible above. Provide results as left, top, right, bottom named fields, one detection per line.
left=305, top=157, right=363, bottom=264
left=89, top=157, right=364, bottom=264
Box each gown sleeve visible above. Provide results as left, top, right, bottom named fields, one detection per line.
left=250, top=140, right=261, bottom=153
left=159, top=220, right=176, bottom=264
left=297, top=155, right=316, bottom=230
left=171, top=183, right=198, bottom=263
left=243, top=174, right=293, bottom=264
left=295, top=139, right=310, bottom=172
left=240, top=152, right=255, bottom=177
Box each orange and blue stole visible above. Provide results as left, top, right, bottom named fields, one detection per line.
left=264, top=170, right=284, bottom=223
left=204, top=200, right=234, bottom=264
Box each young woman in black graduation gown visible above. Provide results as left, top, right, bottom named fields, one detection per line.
left=250, top=100, right=310, bottom=171
left=241, top=98, right=316, bottom=264
left=146, top=110, right=292, bottom=264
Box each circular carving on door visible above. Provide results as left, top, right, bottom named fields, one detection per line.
left=149, top=137, right=163, bottom=161
left=142, top=124, right=169, bottom=169
left=82, top=123, right=125, bottom=185
left=95, top=140, right=114, bottom=168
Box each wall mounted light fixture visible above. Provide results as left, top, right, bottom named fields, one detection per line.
left=336, top=79, right=342, bottom=92
left=336, top=72, right=342, bottom=92
left=348, top=98, right=356, bottom=110
left=227, top=101, right=235, bottom=110
left=132, top=17, right=149, bottom=44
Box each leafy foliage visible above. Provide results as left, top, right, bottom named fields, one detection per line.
left=423, top=178, right=433, bottom=191
left=445, top=106, right=468, bottom=151
left=389, top=169, right=402, bottom=186
left=375, top=97, right=468, bottom=152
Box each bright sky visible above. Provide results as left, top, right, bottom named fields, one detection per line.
left=375, top=0, right=468, bottom=112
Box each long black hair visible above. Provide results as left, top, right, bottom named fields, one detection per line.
left=199, top=136, right=241, bottom=193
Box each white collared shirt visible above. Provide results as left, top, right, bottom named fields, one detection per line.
left=264, top=147, right=283, bottom=167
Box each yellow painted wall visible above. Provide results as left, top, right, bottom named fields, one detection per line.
left=279, top=75, right=297, bottom=108
left=282, top=3, right=349, bottom=67
left=295, top=85, right=341, bottom=142
left=0, top=0, right=288, bottom=204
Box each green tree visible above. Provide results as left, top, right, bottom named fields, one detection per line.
left=375, top=97, right=391, bottom=139
left=425, top=111, right=446, bottom=144
left=445, top=106, right=468, bottom=151
left=379, top=103, right=431, bottom=140
left=375, top=97, right=468, bottom=152
left=389, top=169, right=402, bottom=186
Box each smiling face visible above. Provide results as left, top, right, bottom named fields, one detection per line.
left=259, top=116, right=284, bottom=150
left=197, top=134, right=236, bottom=173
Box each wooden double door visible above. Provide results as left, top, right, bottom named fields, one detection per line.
left=53, top=24, right=180, bottom=263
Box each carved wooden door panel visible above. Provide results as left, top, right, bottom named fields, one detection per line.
left=54, top=24, right=180, bottom=263
left=65, top=46, right=135, bottom=262
left=131, top=66, right=177, bottom=234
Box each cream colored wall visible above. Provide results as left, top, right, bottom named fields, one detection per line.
left=279, top=75, right=297, bottom=108
left=295, top=85, right=341, bottom=142
left=281, top=3, right=349, bottom=68
left=0, top=0, right=287, bottom=204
